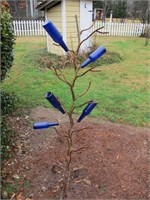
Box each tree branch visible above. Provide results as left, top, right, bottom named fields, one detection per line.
left=72, top=126, right=92, bottom=134
left=77, top=66, right=98, bottom=78
left=75, top=15, right=80, bottom=45
left=90, top=69, right=102, bottom=72
left=71, top=145, right=88, bottom=154
left=96, top=31, right=109, bottom=34
left=52, top=66, right=71, bottom=87
left=80, top=19, right=96, bottom=35
left=76, top=82, right=91, bottom=100
left=76, top=26, right=104, bottom=54
left=73, top=100, right=92, bottom=111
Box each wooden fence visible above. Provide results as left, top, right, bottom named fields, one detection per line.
left=13, top=20, right=149, bottom=37
left=13, top=20, right=45, bottom=36
left=93, top=21, right=150, bottom=37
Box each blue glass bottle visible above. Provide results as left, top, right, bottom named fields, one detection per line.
left=33, top=122, right=59, bottom=129
left=45, top=92, right=65, bottom=114
left=43, top=21, right=69, bottom=52
left=77, top=101, right=97, bottom=122
left=81, top=46, right=106, bottom=68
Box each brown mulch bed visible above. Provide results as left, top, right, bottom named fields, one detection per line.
left=2, top=106, right=150, bottom=200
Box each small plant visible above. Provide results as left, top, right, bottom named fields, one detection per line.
left=33, top=20, right=107, bottom=198
left=3, top=182, right=18, bottom=198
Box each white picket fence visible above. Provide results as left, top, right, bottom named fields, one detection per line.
left=13, top=20, right=149, bottom=37
left=13, top=20, right=45, bottom=36
left=93, top=21, right=150, bottom=37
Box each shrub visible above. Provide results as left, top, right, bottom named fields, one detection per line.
left=0, top=1, right=15, bottom=81
left=1, top=1, right=17, bottom=162
left=1, top=91, right=19, bottom=116
left=1, top=91, right=19, bottom=162
left=1, top=117, right=16, bottom=161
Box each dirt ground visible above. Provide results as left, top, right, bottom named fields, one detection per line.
left=2, top=106, right=150, bottom=200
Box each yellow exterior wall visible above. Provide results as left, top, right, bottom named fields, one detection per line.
left=46, top=0, right=80, bottom=54
left=47, top=3, right=64, bottom=55
left=66, top=0, right=80, bottom=51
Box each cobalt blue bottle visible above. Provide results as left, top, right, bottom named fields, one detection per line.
left=81, top=46, right=106, bottom=68
left=33, top=122, right=59, bottom=129
left=77, top=101, right=97, bottom=122
left=43, top=21, right=69, bottom=52
left=45, top=92, right=65, bottom=114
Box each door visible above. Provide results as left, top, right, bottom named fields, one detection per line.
left=80, top=0, right=93, bottom=52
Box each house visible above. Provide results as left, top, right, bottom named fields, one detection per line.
left=36, top=0, right=94, bottom=55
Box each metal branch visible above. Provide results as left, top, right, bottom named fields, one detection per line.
left=53, top=127, right=60, bottom=135
left=75, top=15, right=80, bottom=45
left=71, top=145, right=88, bottom=154
left=77, top=66, right=97, bottom=78
left=72, top=126, right=92, bottom=134
left=80, top=19, right=96, bottom=35
left=90, top=69, right=102, bottom=72
left=52, top=66, right=71, bottom=87
left=96, top=31, right=109, bottom=34
left=76, top=82, right=91, bottom=100
left=73, top=100, right=92, bottom=111
left=67, top=51, right=78, bottom=71
left=76, top=26, right=104, bottom=54
left=74, top=132, right=87, bottom=145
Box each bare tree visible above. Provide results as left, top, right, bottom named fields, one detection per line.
left=41, top=19, right=108, bottom=198
left=129, top=0, right=150, bottom=23
left=50, top=26, right=107, bottom=197
left=145, top=26, right=150, bottom=46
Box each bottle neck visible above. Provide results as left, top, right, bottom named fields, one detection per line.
left=81, top=58, right=91, bottom=68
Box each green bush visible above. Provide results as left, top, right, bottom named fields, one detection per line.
left=1, top=117, right=16, bottom=161
left=1, top=91, right=19, bottom=162
left=1, top=2, right=17, bottom=162
left=1, top=3, right=15, bottom=81
left=1, top=91, right=19, bottom=116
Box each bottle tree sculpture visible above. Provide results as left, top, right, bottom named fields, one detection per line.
left=33, top=20, right=107, bottom=198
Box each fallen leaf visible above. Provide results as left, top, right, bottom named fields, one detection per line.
left=82, top=178, right=91, bottom=185
left=16, top=192, right=22, bottom=200
left=13, top=174, right=20, bottom=179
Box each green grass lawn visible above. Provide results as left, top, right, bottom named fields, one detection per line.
left=2, top=36, right=150, bottom=127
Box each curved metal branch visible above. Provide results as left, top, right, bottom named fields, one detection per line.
left=90, top=69, right=102, bottom=72
left=72, top=126, right=92, bottom=134
left=76, top=82, right=91, bottom=100
left=73, top=100, right=92, bottom=111
left=75, top=15, right=80, bottom=44
left=96, top=31, right=109, bottom=34
left=76, top=26, right=104, bottom=54
left=52, top=66, right=71, bottom=87
left=71, top=145, right=88, bottom=154
left=77, top=66, right=97, bottom=78
left=80, top=19, right=96, bottom=35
